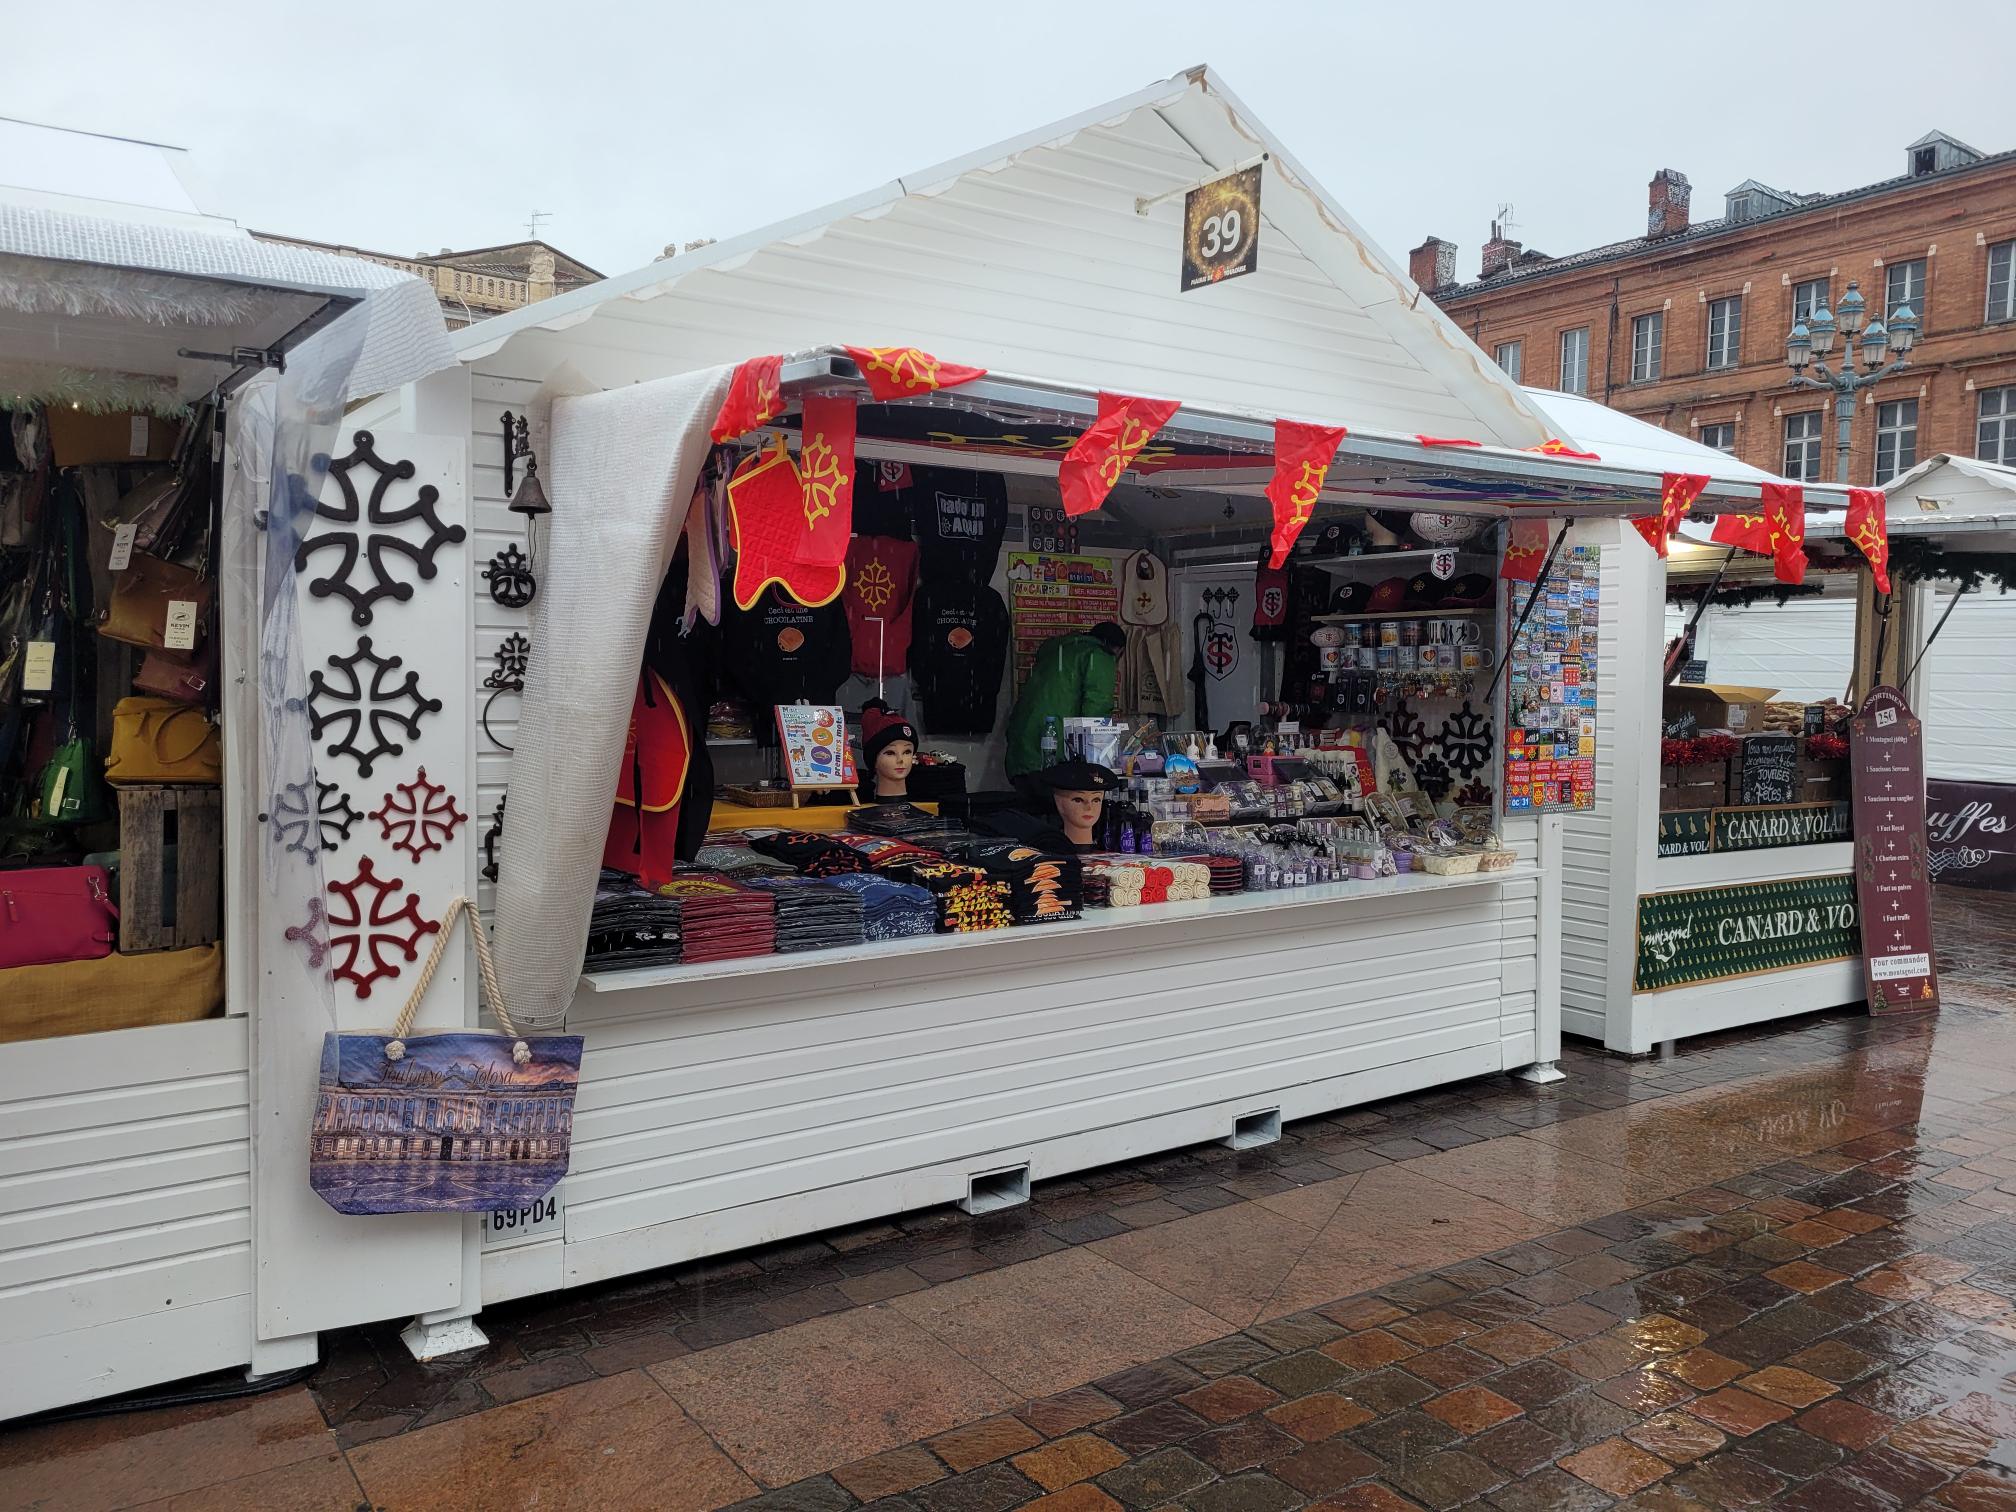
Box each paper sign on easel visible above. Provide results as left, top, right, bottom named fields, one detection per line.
left=775, top=705, right=857, bottom=789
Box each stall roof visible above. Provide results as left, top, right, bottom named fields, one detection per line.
left=1, top=119, right=456, bottom=406
left=455, top=66, right=1553, bottom=450
left=1520, top=389, right=1814, bottom=493
left=1810, top=454, right=2016, bottom=542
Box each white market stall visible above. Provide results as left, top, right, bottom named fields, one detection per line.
left=1528, top=390, right=1887, bottom=1054
left=0, top=134, right=463, bottom=1419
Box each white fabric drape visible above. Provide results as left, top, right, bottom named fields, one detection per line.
left=495, top=366, right=733, bottom=1024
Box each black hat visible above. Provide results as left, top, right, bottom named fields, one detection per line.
left=1439, top=572, right=1495, bottom=608
left=1329, top=581, right=1371, bottom=616
left=1039, top=760, right=1123, bottom=794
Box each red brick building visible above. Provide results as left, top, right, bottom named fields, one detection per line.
left=1414, top=132, right=2016, bottom=487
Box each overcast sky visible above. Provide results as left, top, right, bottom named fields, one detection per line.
left=7, top=1, right=2010, bottom=281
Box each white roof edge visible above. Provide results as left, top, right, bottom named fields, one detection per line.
left=1882, top=452, right=2016, bottom=498
left=455, top=70, right=1201, bottom=363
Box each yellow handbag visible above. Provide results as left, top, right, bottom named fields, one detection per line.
left=105, top=697, right=222, bottom=785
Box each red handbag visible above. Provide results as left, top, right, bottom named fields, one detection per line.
left=0, top=866, right=119, bottom=969
left=134, top=644, right=216, bottom=705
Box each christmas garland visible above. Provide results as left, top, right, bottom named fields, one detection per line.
left=1660, top=733, right=1737, bottom=767
left=1804, top=732, right=1847, bottom=761
left=1665, top=582, right=1827, bottom=608
left=1886, top=537, right=2016, bottom=595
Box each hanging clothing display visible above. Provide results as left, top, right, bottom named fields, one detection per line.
left=842, top=535, right=919, bottom=677
left=901, top=465, right=1007, bottom=580
left=1118, top=618, right=1185, bottom=721
left=720, top=583, right=853, bottom=739
left=910, top=575, right=1009, bottom=736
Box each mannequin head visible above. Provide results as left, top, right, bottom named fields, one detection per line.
left=860, top=704, right=920, bottom=801
left=1052, top=786, right=1106, bottom=846
left=874, top=737, right=917, bottom=796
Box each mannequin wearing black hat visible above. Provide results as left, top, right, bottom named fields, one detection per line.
left=1040, top=759, right=1123, bottom=852
left=857, top=703, right=920, bottom=802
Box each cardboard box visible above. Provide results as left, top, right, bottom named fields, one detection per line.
left=45, top=410, right=180, bottom=467
left=1663, top=682, right=1778, bottom=734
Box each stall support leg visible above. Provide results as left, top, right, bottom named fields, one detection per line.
left=1513, top=1062, right=1568, bottom=1085
left=246, top=1331, right=318, bottom=1381
left=400, top=1215, right=488, bottom=1361
left=1513, top=815, right=1568, bottom=1088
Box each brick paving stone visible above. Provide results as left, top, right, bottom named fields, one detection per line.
left=1347, top=1408, right=1462, bottom=1463
left=1387, top=1311, right=1477, bottom=1349
left=1099, top=1402, right=1213, bottom=1457
left=1597, top=1366, right=1698, bottom=1415
left=1422, top=1385, right=1524, bottom=1435
left=1181, top=1472, right=1304, bottom=1512
left=834, top=1447, right=949, bottom=1501
left=1559, top=1436, right=1675, bottom=1497
left=1322, top=1330, right=1420, bottom=1370
left=1306, top=1486, right=1429, bottom=1512
left=1766, top=1467, right=1894, bottom=1512
left=1736, top=1424, right=1844, bottom=1479
left=1791, top=1398, right=1893, bottom=1451
left=1012, top=1436, right=1129, bottom=1492
left=1779, top=1339, right=1879, bottom=1383
left=1763, top=1260, right=1849, bottom=1293
left=1094, top=1361, right=1208, bottom=1409
left=1622, top=1410, right=1726, bottom=1465
left=1466, top=1417, right=1567, bottom=1477
left=1178, top=1376, right=1283, bottom=1424
left=1385, top=1448, right=1506, bottom=1510
left=1269, top=1437, right=1384, bottom=1496
left=1467, top=1323, right=1564, bottom=1364
left=1682, top=1387, right=1796, bottom=1437
left=1320, top=1298, right=1410, bottom=1332
left=1404, top=1345, right=1499, bottom=1389
left=1482, top=1465, right=1618, bottom=1512
left=1093, top=1448, right=1216, bottom=1509
left=1529, top=1390, right=1641, bottom=1449
left=1885, top=1411, right=1997, bottom=1471
left=1018, top=1387, right=1125, bottom=1439
left=1939, top=1467, right=2016, bottom=1512
left=1735, top=1366, right=1837, bottom=1408
left=913, top=1464, right=1042, bottom=1512
left=929, top=1416, right=1043, bottom=1473
left=1263, top=1393, right=1375, bottom=1442
left=1025, top=1485, right=1123, bottom=1512
left=1246, top=1314, right=1347, bottom=1353
left=1343, top=1368, right=1435, bottom=1416
left=1656, top=1349, right=1750, bottom=1389
left=1189, top=1418, right=1300, bottom=1474
left=1487, top=1359, right=1585, bottom=1409
left=1251, top=1351, right=1351, bottom=1397
left=1670, top=1451, right=1788, bottom=1508
left=1179, top=1337, right=1282, bottom=1380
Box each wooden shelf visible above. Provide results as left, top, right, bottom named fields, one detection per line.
left=1313, top=607, right=1492, bottom=624
left=1305, top=549, right=1495, bottom=580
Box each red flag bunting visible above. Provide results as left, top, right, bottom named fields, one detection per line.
left=1846, top=487, right=1891, bottom=594
left=1709, top=510, right=1775, bottom=555
left=727, top=439, right=847, bottom=610
left=711, top=354, right=785, bottom=443
left=1761, top=481, right=1808, bottom=585
left=1500, top=519, right=1551, bottom=582
left=1058, top=392, right=1183, bottom=518
left=1629, top=472, right=1710, bottom=559
left=841, top=345, right=988, bottom=402
left=1264, top=419, right=1347, bottom=569
left=1415, top=434, right=1481, bottom=448
left=796, top=394, right=856, bottom=567
left=1527, top=438, right=1602, bottom=461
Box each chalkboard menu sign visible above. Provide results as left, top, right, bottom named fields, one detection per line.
left=1738, top=733, right=1799, bottom=806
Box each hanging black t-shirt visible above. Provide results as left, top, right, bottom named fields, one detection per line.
left=720, top=584, right=853, bottom=742
left=900, top=465, right=1007, bottom=580
left=911, top=576, right=1009, bottom=737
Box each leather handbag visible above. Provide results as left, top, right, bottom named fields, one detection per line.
left=0, top=865, right=118, bottom=969
left=98, top=554, right=211, bottom=650
left=134, top=644, right=216, bottom=705
left=310, top=897, right=582, bottom=1217
left=105, top=697, right=222, bottom=785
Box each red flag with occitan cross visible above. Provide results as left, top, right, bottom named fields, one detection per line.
left=1265, top=419, right=1347, bottom=569
left=1059, top=392, right=1183, bottom=518
left=1629, top=472, right=1710, bottom=558
left=1846, top=487, right=1891, bottom=593
left=711, top=355, right=785, bottom=443
left=841, top=346, right=988, bottom=402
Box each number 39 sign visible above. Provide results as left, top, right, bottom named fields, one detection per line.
left=1181, top=164, right=1262, bottom=292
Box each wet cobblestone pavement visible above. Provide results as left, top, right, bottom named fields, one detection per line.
left=3, top=887, right=2013, bottom=1511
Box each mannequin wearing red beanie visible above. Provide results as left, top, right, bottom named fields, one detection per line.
left=858, top=703, right=920, bottom=801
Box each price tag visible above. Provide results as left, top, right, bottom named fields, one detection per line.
left=163, top=600, right=199, bottom=651
left=108, top=522, right=137, bottom=572
left=24, top=641, right=55, bottom=692
left=128, top=415, right=151, bottom=456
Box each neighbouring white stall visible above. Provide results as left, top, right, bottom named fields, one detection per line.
left=0, top=133, right=462, bottom=1420
left=1535, top=391, right=1870, bottom=1054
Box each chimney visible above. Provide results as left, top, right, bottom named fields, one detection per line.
left=527, top=249, right=557, bottom=303
left=1480, top=221, right=1521, bottom=279
left=1648, top=169, right=1691, bottom=238
left=1409, top=237, right=1457, bottom=293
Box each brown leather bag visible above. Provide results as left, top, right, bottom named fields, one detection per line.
left=134, top=643, right=216, bottom=705
left=99, top=554, right=212, bottom=650
left=104, top=697, right=222, bottom=785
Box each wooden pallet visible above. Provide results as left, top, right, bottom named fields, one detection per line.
left=117, top=785, right=222, bottom=953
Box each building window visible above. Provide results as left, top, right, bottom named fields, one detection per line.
left=1493, top=341, right=1522, bottom=381
left=1783, top=411, right=1825, bottom=480
left=1885, top=258, right=1928, bottom=328
left=1707, top=296, right=1743, bottom=370
left=1793, top=277, right=1830, bottom=322
left=1874, top=399, right=1918, bottom=483
left=1989, top=241, right=2016, bottom=324
left=1699, top=422, right=1737, bottom=454
left=1558, top=327, right=1589, bottom=395
left=1631, top=312, right=1663, bottom=382
left=1979, top=386, right=2016, bottom=465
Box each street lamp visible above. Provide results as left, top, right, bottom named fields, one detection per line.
left=1784, top=278, right=1919, bottom=483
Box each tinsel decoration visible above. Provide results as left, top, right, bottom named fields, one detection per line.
left=0, top=253, right=269, bottom=328
left=1660, top=734, right=1738, bottom=767
left=0, top=360, right=187, bottom=417
left=1805, top=733, right=1848, bottom=761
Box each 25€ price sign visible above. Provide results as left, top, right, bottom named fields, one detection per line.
left=1182, top=165, right=1261, bottom=291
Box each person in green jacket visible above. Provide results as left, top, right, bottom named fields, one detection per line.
left=1005, top=622, right=1126, bottom=779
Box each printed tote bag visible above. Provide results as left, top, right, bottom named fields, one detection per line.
left=311, top=896, right=583, bottom=1216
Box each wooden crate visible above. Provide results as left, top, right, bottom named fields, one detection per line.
left=116, top=786, right=221, bottom=953
left=1658, top=761, right=1730, bottom=811
left=1798, top=756, right=1850, bottom=804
